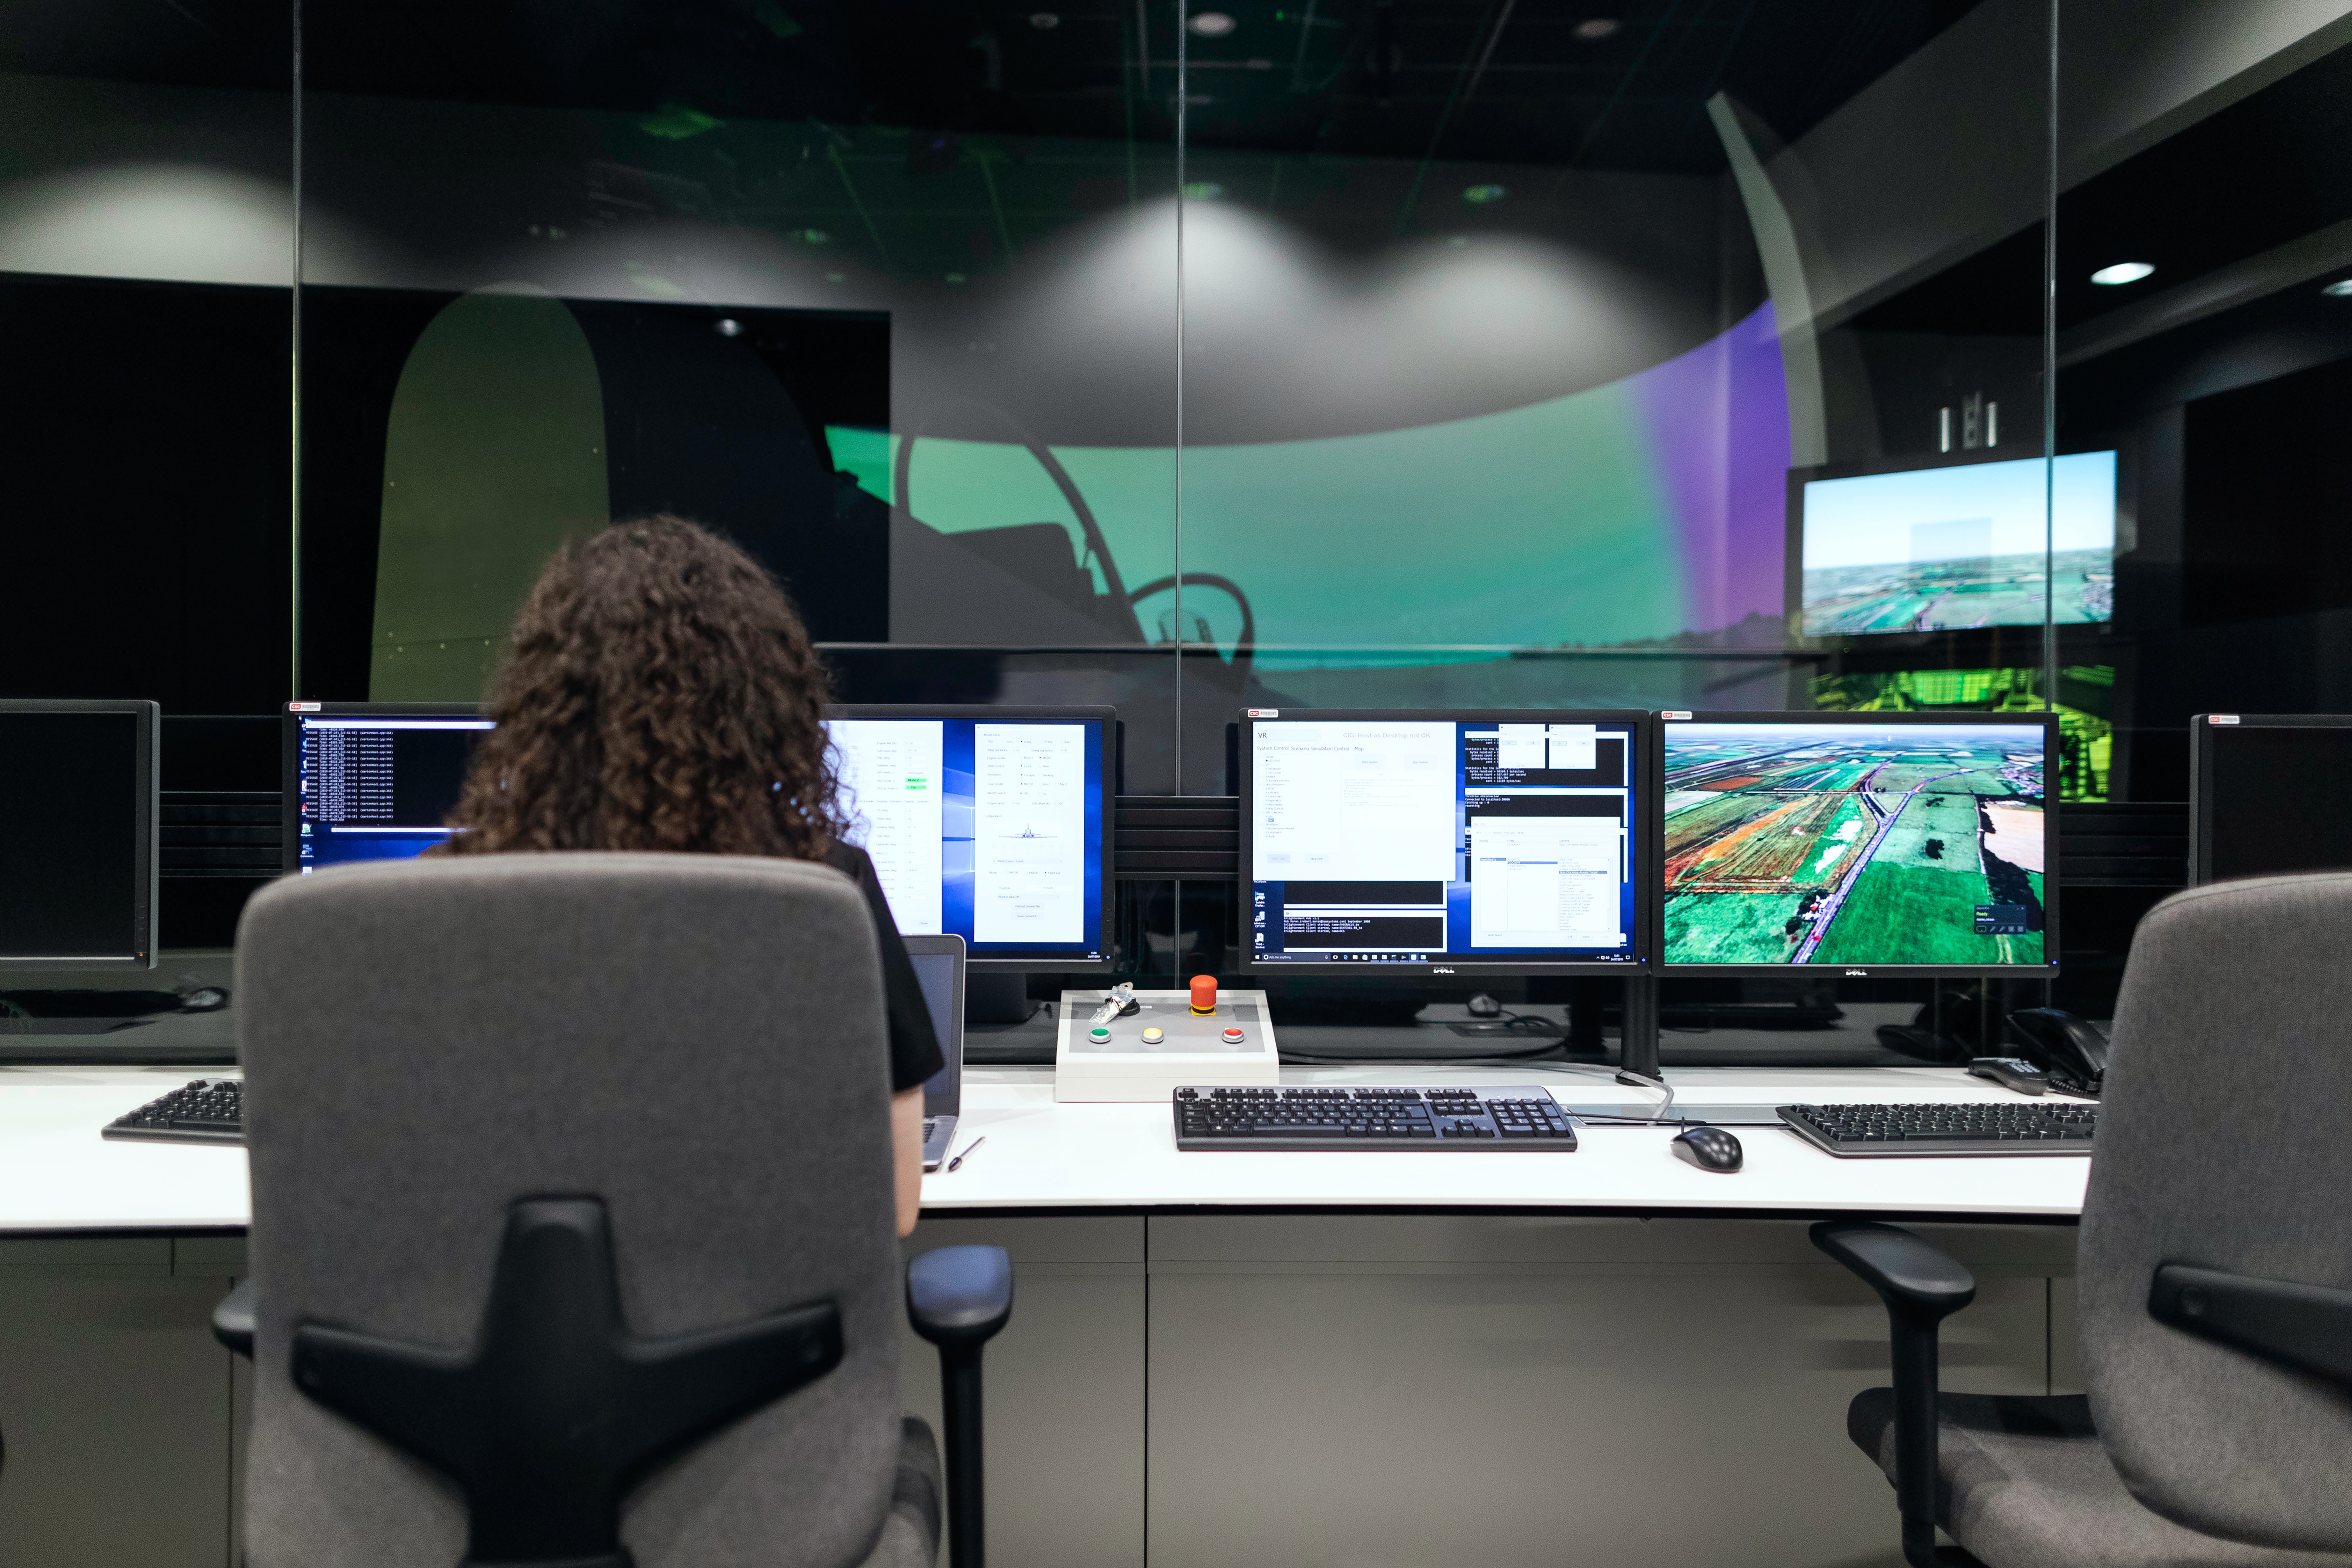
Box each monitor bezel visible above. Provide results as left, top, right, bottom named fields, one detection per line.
left=0, top=698, right=159, bottom=971
left=1237, top=707, right=1657, bottom=978
left=827, top=704, right=1118, bottom=974
left=281, top=701, right=487, bottom=877
left=2188, top=713, right=2352, bottom=887
left=1658, top=708, right=2061, bottom=978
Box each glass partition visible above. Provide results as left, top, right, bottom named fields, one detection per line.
left=1169, top=3, right=2060, bottom=797
left=2052, top=6, right=2352, bottom=1016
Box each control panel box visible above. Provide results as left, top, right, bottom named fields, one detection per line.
left=1054, top=988, right=1280, bottom=1102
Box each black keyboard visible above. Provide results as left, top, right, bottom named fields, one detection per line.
left=1175, top=1085, right=1577, bottom=1150
left=1778, top=1101, right=2096, bottom=1157
left=102, top=1078, right=244, bottom=1145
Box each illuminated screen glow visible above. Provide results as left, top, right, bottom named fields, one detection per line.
left=1800, top=451, right=2117, bottom=636
left=1662, top=720, right=2050, bottom=969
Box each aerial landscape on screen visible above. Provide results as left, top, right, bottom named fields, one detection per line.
left=1663, top=723, right=2046, bottom=967
left=1802, top=548, right=2112, bottom=634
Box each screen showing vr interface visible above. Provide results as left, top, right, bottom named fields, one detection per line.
left=1247, top=715, right=1643, bottom=969
left=829, top=715, right=1108, bottom=963
left=294, top=710, right=493, bottom=872
left=1662, top=718, right=2051, bottom=969
left=1798, top=450, right=2116, bottom=636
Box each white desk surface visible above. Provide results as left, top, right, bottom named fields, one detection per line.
left=0, top=1062, right=2087, bottom=1234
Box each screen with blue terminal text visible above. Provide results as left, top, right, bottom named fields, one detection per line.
left=292, top=708, right=493, bottom=873
left=1245, top=711, right=1647, bottom=973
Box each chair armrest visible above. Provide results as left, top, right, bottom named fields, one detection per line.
left=907, top=1246, right=1013, bottom=1568
left=1812, top=1221, right=1976, bottom=1323
left=1813, top=1223, right=1976, bottom=1568
left=213, top=1279, right=255, bottom=1358
left=907, top=1245, right=1014, bottom=1348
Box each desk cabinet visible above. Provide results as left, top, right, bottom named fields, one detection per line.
left=0, top=1215, right=2077, bottom=1568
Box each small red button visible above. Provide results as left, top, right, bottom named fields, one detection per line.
left=1222, top=1027, right=1246, bottom=1044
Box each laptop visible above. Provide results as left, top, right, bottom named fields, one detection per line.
left=905, top=934, right=966, bottom=1170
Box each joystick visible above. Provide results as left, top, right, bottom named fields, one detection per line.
left=1189, top=975, right=1218, bottom=1015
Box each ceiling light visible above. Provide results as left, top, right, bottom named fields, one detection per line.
left=2323, top=279, right=2352, bottom=297
left=2090, top=261, right=2155, bottom=286
left=714, top=318, right=743, bottom=337
left=1462, top=183, right=1507, bottom=205
left=1188, top=11, right=1237, bottom=37
left=1029, top=11, right=1059, bottom=27
left=1573, top=18, right=1621, bottom=40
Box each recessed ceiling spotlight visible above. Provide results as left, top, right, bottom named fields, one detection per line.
left=1573, top=18, right=1621, bottom=40
left=714, top=318, right=743, bottom=337
left=1188, top=11, right=1238, bottom=36
left=1462, top=182, right=1507, bottom=205
left=2323, top=278, right=2352, bottom=297
left=2090, top=261, right=2155, bottom=286
left=1029, top=11, right=1059, bottom=27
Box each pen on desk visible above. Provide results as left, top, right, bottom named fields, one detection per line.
left=945, top=1135, right=986, bottom=1173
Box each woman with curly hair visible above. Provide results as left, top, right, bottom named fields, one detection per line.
left=437, top=515, right=942, bottom=1234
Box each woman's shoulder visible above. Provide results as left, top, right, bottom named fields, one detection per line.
left=821, top=838, right=870, bottom=878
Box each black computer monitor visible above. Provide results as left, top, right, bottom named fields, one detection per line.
left=284, top=703, right=493, bottom=874
left=828, top=706, right=1115, bottom=972
left=1240, top=709, right=1653, bottom=976
left=1660, top=710, right=2059, bottom=976
left=2190, top=714, right=2352, bottom=885
left=1, top=699, right=159, bottom=970
left=285, top=701, right=1118, bottom=971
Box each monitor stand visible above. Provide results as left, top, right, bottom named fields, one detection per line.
left=965, top=972, right=1033, bottom=1026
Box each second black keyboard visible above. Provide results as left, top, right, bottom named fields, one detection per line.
left=1176, top=1086, right=1577, bottom=1150
left=1779, top=1101, right=2096, bottom=1156
left=102, top=1078, right=244, bottom=1144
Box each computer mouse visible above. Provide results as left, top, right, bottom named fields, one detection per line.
left=1670, top=1125, right=1743, bottom=1173
left=1466, top=992, right=1503, bottom=1018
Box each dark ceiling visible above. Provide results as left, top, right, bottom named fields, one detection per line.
left=3, top=0, right=1986, bottom=174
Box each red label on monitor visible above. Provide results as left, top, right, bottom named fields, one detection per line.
left=1662, top=710, right=1692, bottom=720
left=1247, top=708, right=1279, bottom=717
left=2209, top=714, right=2240, bottom=724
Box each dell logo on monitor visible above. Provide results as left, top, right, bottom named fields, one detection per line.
left=1432, top=966, right=1455, bottom=974
left=1844, top=968, right=1868, bottom=977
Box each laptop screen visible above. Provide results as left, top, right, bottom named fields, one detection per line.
left=908, top=947, right=962, bottom=1117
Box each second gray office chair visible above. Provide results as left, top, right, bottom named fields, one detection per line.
left=224, top=852, right=1009, bottom=1568
left=1818, top=872, right=2352, bottom=1567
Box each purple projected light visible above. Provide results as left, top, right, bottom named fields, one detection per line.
left=1630, top=303, right=1792, bottom=638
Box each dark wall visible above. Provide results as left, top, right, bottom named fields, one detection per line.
left=2183, top=355, right=2352, bottom=629
left=0, top=274, right=291, bottom=713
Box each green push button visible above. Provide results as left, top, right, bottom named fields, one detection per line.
left=1088, top=1026, right=1112, bottom=1043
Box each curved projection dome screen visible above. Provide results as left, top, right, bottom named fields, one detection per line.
left=1662, top=720, right=2049, bottom=968
left=1800, top=452, right=2116, bottom=636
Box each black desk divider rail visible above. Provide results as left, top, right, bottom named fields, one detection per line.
left=1114, top=796, right=1239, bottom=880
left=161, top=792, right=283, bottom=877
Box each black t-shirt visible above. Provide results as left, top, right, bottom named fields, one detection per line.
left=823, top=840, right=947, bottom=1093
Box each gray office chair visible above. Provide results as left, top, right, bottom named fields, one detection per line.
left=1817, top=873, right=2352, bottom=1567
left=219, top=852, right=1010, bottom=1568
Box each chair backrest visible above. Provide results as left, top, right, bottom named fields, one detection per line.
left=2079, top=872, right=2352, bottom=1551
left=236, top=852, right=903, bottom=1568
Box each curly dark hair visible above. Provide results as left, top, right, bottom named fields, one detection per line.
left=437, top=515, right=842, bottom=859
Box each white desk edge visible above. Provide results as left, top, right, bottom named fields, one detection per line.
left=0, top=1063, right=2087, bottom=1233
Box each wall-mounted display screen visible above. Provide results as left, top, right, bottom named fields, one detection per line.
left=1796, top=450, right=2117, bottom=636
left=1661, top=713, right=2057, bottom=973
left=1244, top=710, right=1650, bottom=975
